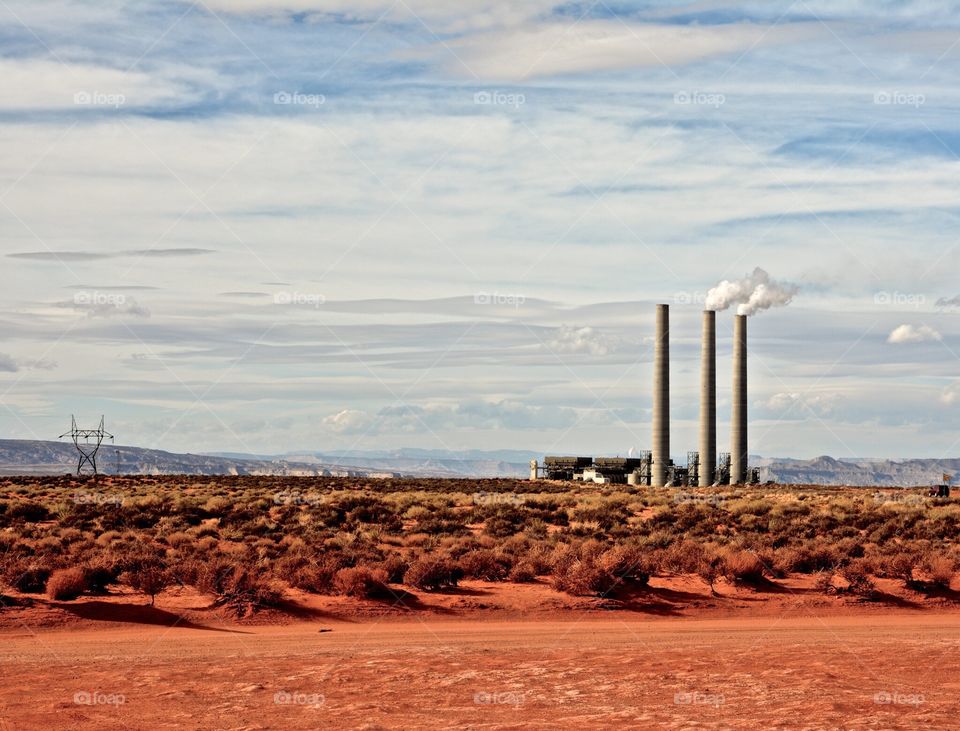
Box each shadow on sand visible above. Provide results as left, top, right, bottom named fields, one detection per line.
left=51, top=600, right=250, bottom=633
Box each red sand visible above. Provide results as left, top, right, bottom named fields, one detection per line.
left=2, top=577, right=959, bottom=729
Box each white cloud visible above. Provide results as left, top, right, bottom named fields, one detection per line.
left=887, top=324, right=942, bottom=344
left=322, top=409, right=374, bottom=434
left=0, top=58, right=208, bottom=111
left=322, top=400, right=579, bottom=436
left=758, top=391, right=843, bottom=418
left=199, top=0, right=560, bottom=32
left=942, top=383, right=960, bottom=405
left=545, top=325, right=613, bottom=356
left=418, top=20, right=816, bottom=80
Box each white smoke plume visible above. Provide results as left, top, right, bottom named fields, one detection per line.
left=705, top=267, right=799, bottom=316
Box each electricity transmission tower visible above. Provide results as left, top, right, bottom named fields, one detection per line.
left=59, top=416, right=113, bottom=476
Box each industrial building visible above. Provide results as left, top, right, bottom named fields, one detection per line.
left=532, top=304, right=758, bottom=487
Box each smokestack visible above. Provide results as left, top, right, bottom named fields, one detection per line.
left=699, top=310, right=716, bottom=486
left=730, top=314, right=747, bottom=484
left=652, top=304, right=670, bottom=487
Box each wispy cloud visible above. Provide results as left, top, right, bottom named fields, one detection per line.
left=2, top=0, right=960, bottom=458
left=887, top=323, right=942, bottom=344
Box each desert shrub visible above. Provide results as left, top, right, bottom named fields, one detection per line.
left=404, top=557, right=460, bottom=591
left=923, top=555, right=955, bottom=589
left=202, top=496, right=231, bottom=515
left=164, top=532, right=192, bottom=549
left=342, top=498, right=402, bottom=532
left=333, top=566, right=391, bottom=599
left=410, top=506, right=468, bottom=535
left=571, top=500, right=632, bottom=532
left=882, top=552, right=919, bottom=586
left=481, top=507, right=529, bottom=538
left=194, top=536, right=219, bottom=553
left=194, top=525, right=219, bottom=539
left=651, top=504, right=723, bottom=537
left=94, top=530, right=121, bottom=547
left=790, top=544, right=840, bottom=574
left=5, top=500, right=49, bottom=523
left=57, top=528, right=83, bottom=544
left=523, top=498, right=570, bottom=525
left=836, top=560, right=876, bottom=597
left=521, top=544, right=555, bottom=575
left=122, top=563, right=172, bottom=605
left=599, top=544, right=656, bottom=586
left=0, top=532, right=15, bottom=552
left=84, top=560, right=120, bottom=594
left=459, top=550, right=511, bottom=581
left=661, top=540, right=706, bottom=574
left=550, top=542, right=617, bottom=596
left=508, top=561, right=537, bottom=583
left=46, top=567, right=88, bottom=601
left=377, top=554, right=409, bottom=584
left=696, top=553, right=724, bottom=594
left=720, top=549, right=766, bottom=586
left=729, top=498, right=775, bottom=518
left=814, top=571, right=835, bottom=593
left=9, top=566, right=52, bottom=594
left=767, top=547, right=801, bottom=577
left=193, top=561, right=282, bottom=616
left=273, top=552, right=339, bottom=594
left=551, top=556, right=617, bottom=597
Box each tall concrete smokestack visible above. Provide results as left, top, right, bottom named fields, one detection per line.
left=652, top=304, right=670, bottom=487
left=699, top=310, right=716, bottom=486
left=730, top=314, right=748, bottom=484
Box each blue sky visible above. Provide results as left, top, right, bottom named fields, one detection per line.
left=3, top=0, right=960, bottom=460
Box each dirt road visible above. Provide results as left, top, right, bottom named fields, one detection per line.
left=1, top=614, right=958, bottom=729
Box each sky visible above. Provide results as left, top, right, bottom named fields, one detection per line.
left=2, top=0, right=960, bottom=461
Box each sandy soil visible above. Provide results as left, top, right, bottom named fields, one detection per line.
left=2, top=579, right=959, bottom=729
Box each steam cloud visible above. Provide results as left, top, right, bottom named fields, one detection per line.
left=705, top=267, right=799, bottom=316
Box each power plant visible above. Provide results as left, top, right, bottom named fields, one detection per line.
left=533, top=304, right=758, bottom=487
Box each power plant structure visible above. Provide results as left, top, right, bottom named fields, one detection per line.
left=533, top=304, right=759, bottom=487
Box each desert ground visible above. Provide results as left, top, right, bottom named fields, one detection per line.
left=2, top=475, right=960, bottom=729
left=2, top=601, right=958, bottom=729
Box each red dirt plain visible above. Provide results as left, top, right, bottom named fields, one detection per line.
left=2, top=580, right=959, bottom=730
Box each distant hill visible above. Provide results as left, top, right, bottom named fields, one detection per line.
left=207, top=448, right=539, bottom=479
left=2, top=439, right=955, bottom=484
left=759, top=456, right=959, bottom=487
left=0, top=440, right=394, bottom=477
